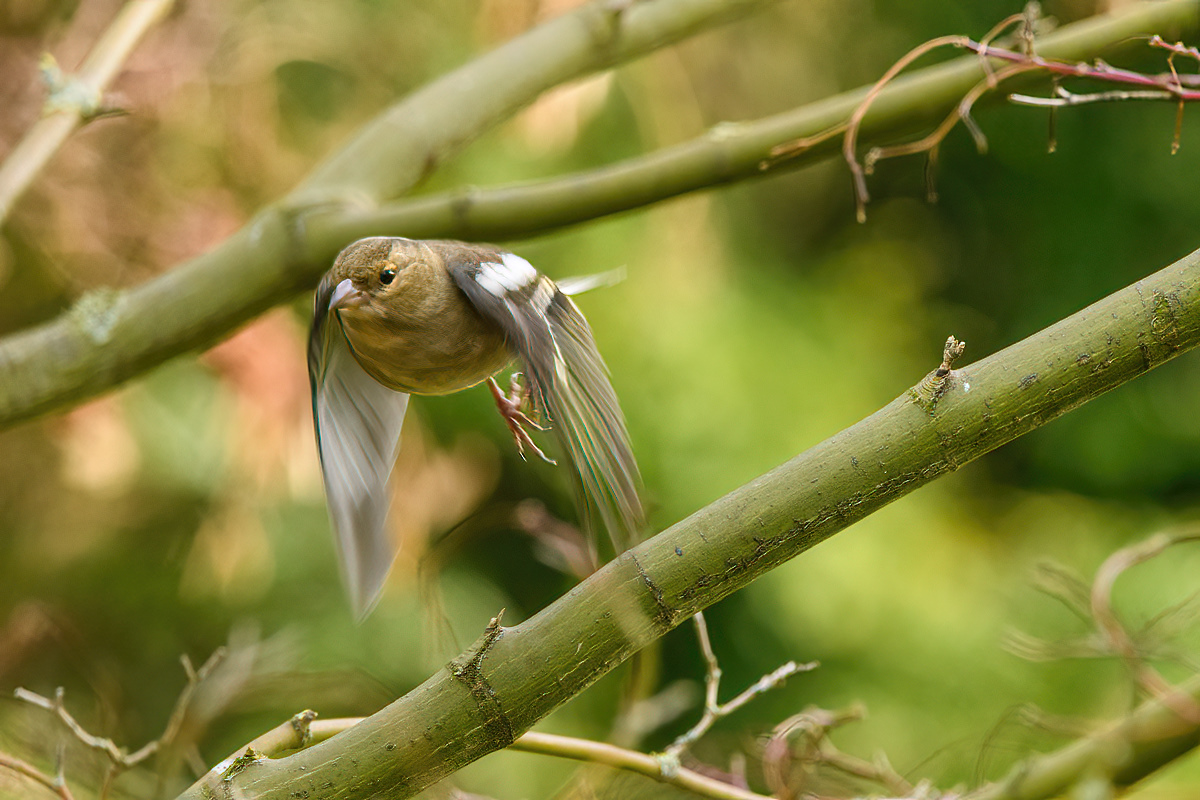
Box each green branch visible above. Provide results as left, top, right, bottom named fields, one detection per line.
left=307, top=0, right=1200, bottom=247
left=177, top=245, right=1200, bottom=799
left=2, top=0, right=1196, bottom=428
left=0, top=0, right=780, bottom=428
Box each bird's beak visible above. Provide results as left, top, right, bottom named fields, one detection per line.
left=329, top=279, right=367, bottom=311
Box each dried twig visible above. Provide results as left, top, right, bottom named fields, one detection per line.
left=1090, top=532, right=1200, bottom=722
left=771, top=7, right=1200, bottom=222
left=760, top=704, right=919, bottom=799
left=0, top=750, right=76, bottom=800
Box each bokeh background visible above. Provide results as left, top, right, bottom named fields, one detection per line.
left=2, top=0, right=1200, bottom=797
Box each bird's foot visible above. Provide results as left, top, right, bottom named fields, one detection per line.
left=488, top=375, right=556, bottom=465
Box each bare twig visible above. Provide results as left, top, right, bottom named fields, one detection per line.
left=1011, top=85, right=1178, bottom=106
left=772, top=8, right=1200, bottom=222
left=513, top=732, right=774, bottom=800
left=14, top=648, right=227, bottom=799
left=0, top=0, right=175, bottom=223
left=760, top=705, right=917, bottom=799
left=0, top=750, right=76, bottom=800
left=662, top=612, right=817, bottom=761
left=1090, top=531, right=1200, bottom=723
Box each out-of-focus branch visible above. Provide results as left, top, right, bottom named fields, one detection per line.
left=306, top=1, right=1200, bottom=249
left=0, top=751, right=75, bottom=800
left=0, top=0, right=781, bottom=429
left=13, top=649, right=227, bottom=799
left=1, top=1, right=1197, bottom=429
left=0, top=0, right=174, bottom=223
left=973, top=670, right=1200, bottom=798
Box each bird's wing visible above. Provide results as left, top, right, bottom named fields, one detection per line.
left=446, top=249, right=643, bottom=552
left=308, top=272, right=410, bottom=618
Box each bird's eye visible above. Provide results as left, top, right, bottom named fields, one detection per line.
left=379, top=267, right=396, bottom=285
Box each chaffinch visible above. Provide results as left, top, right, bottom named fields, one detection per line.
left=308, top=237, right=643, bottom=616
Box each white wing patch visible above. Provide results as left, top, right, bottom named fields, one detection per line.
left=312, top=315, right=410, bottom=619
left=476, top=253, right=540, bottom=297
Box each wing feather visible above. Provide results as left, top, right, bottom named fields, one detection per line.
left=447, top=247, right=643, bottom=551
left=309, top=273, right=410, bottom=618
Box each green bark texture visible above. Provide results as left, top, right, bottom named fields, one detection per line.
left=181, top=247, right=1200, bottom=799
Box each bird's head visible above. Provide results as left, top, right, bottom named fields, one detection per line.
left=326, top=237, right=429, bottom=315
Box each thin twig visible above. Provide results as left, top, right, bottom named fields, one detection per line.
left=1010, top=87, right=1177, bottom=106
left=13, top=687, right=134, bottom=767
left=513, top=732, right=774, bottom=800
left=760, top=704, right=917, bottom=798
left=0, top=0, right=174, bottom=223
left=0, top=750, right=76, bottom=800
left=785, top=9, right=1200, bottom=221
left=663, top=612, right=817, bottom=761
left=14, top=647, right=228, bottom=800
left=1090, top=531, right=1200, bottom=723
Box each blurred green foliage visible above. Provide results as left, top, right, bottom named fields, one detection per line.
left=2, top=0, right=1200, bottom=798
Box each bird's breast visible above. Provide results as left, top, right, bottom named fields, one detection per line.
left=337, top=296, right=511, bottom=396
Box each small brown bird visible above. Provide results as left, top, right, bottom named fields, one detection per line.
left=308, top=237, right=643, bottom=617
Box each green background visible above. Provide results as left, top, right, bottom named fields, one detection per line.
left=1, top=0, right=1199, bottom=797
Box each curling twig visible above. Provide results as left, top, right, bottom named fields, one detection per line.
left=761, top=705, right=917, bottom=798
left=0, top=0, right=174, bottom=223
left=771, top=7, right=1200, bottom=222
left=1090, top=532, right=1200, bottom=723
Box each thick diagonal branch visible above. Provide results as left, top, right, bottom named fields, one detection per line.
left=179, top=244, right=1200, bottom=800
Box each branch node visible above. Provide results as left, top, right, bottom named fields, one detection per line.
left=909, top=335, right=967, bottom=413
left=655, top=750, right=681, bottom=779
left=220, top=746, right=265, bottom=783
left=449, top=610, right=515, bottom=747
left=68, top=288, right=126, bottom=346
left=38, top=53, right=123, bottom=122
left=291, top=710, right=319, bottom=748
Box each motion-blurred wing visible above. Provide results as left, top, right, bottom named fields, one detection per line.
left=447, top=248, right=643, bottom=552
left=308, top=273, right=410, bottom=618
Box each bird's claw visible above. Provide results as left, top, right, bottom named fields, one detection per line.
left=489, top=375, right=556, bottom=465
